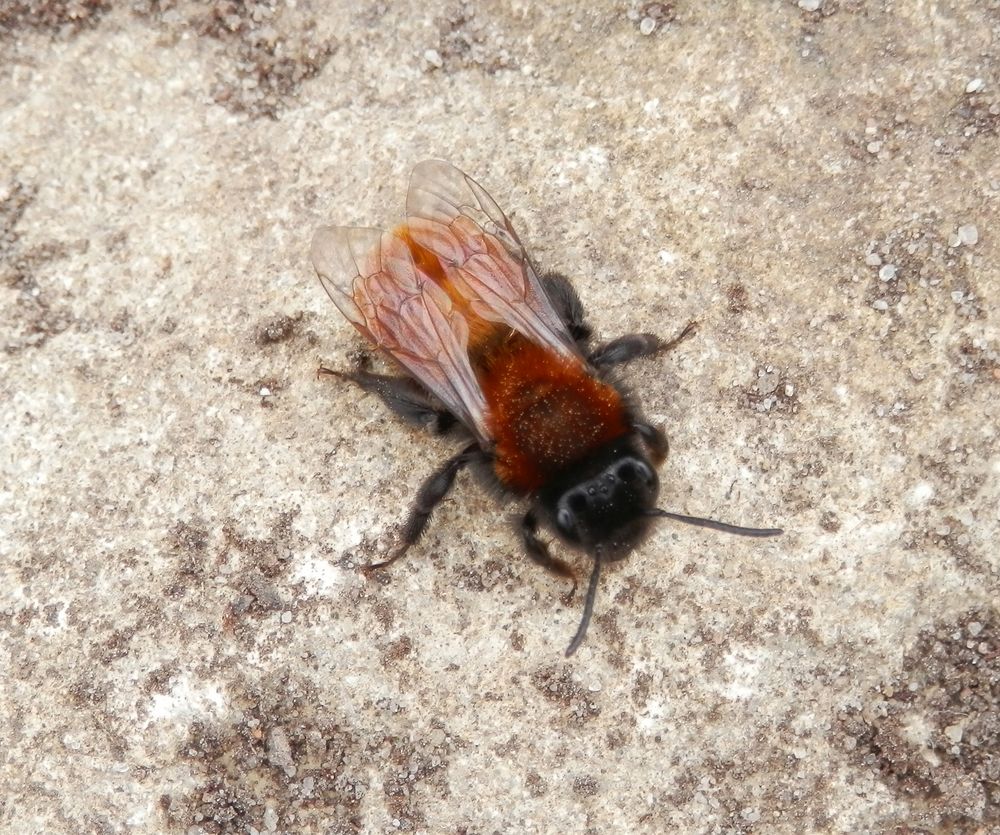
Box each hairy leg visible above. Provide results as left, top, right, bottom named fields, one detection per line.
left=519, top=510, right=577, bottom=586
left=589, top=321, right=697, bottom=369
left=364, top=443, right=482, bottom=571
left=319, top=367, right=456, bottom=434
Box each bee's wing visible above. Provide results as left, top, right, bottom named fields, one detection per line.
left=311, top=225, right=383, bottom=335
left=311, top=225, right=491, bottom=443
left=405, top=159, right=580, bottom=360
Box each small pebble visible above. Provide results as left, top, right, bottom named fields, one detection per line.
left=957, top=224, right=978, bottom=246
left=872, top=299, right=889, bottom=311
left=259, top=386, right=271, bottom=397
left=798, top=0, right=821, bottom=10
left=878, top=264, right=897, bottom=282
left=968, top=621, right=983, bottom=637
left=865, top=252, right=882, bottom=266
left=281, top=610, right=292, bottom=624
left=423, top=48, right=443, bottom=69
left=965, top=77, right=984, bottom=94
left=639, top=17, right=656, bottom=35
left=757, top=370, right=780, bottom=396
left=866, top=140, right=883, bottom=154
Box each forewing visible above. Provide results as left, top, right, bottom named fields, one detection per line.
left=405, top=160, right=580, bottom=359
left=311, top=226, right=382, bottom=337
left=311, top=224, right=491, bottom=442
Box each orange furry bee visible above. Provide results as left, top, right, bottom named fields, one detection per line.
left=311, top=160, right=781, bottom=655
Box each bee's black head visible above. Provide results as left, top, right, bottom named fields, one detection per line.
left=537, top=433, right=782, bottom=657
left=539, top=436, right=659, bottom=560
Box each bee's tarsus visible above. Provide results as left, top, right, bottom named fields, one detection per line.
left=520, top=510, right=577, bottom=582
left=361, top=546, right=409, bottom=574
left=317, top=365, right=345, bottom=380
left=660, top=320, right=698, bottom=353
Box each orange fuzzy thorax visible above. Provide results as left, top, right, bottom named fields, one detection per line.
left=479, top=335, right=629, bottom=493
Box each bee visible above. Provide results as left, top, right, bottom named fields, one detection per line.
left=311, top=160, right=781, bottom=656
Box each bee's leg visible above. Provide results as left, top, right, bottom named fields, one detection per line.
left=633, top=421, right=669, bottom=464
left=541, top=272, right=592, bottom=344
left=363, top=443, right=481, bottom=572
left=589, top=321, right=697, bottom=368
left=519, top=510, right=577, bottom=588
left=318, top=367, right=456, bottom=434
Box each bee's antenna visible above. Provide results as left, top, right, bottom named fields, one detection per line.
left=647, top=509, right=782, bottom=538
left=565, top=553, right=602, bottom=657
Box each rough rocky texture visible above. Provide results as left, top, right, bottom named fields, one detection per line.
left=2, top=2, right=998, bottom=833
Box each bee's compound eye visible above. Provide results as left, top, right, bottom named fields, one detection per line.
left=616, top=461, right=636, bottom=482
left=617, top=458, right=655, bottom=488
left=634, top=461, right=656, bottom=488
left=556, top=491, right=588, bottom=540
